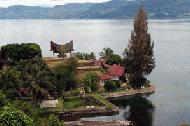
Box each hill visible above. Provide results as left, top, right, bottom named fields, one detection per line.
left=0, top=0, right=190, bottom=19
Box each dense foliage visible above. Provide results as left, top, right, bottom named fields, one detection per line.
left=1, top=43, right=42, bottom=62
left=0, top=92, right=33, bottom=126
left=0, top=58, right=56, bottom=100
left=123, top=8, right=155, bottom=88
left=104, top=80, right=120, bottom=92
left=14, top=58, right=55, bottom=100
left=0, top=69, right=21, bottom=98
left=48, top=114, right=64, bottom=126
left=75, top=52, right=96, bottom=60
left=53, top=58, right=77, bottom=93
left=0, top=106, right=33, bottom=126
left=100, top=48, right=122, bottom=65
left=83, top=72, right=99, bottom=92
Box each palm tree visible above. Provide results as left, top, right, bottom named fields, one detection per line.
left=0, top=69, right=21, bottom=99
left=15, top=58, right=55, bottom=100
left=99, top=48, right=114, bottom=60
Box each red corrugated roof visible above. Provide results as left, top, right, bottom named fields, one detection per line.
left=100, top=64, right=125, bottom=80
left=100, top=73, right=112, bottom=80
left=108, top=64, right=125, bottom=77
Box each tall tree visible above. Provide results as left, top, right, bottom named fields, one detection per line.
left=124, top=7, right=155, bottom=88
left=15, top=58, right=55, bottom=100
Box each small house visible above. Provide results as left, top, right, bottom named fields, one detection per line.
left=100, top=64, right=125, bottom=85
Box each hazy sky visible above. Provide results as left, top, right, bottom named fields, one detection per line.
left=0, top=0, right=110, bottom=7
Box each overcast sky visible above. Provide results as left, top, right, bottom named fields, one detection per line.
left=0, top=0, right=110, bottom=7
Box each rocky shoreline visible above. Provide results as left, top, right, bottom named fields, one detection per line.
left=105, top=86, right=155, bottom=100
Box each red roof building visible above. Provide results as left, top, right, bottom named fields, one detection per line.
left=100, top=73, right=112, bottom=80
left=100, top=64, right=125, bottom=82
left=108, top=64, right=125, bottom=77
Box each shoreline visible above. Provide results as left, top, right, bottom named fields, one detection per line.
left=104, top=85, right=155, bottom=100
left=58, top=85, right=155, bottom=122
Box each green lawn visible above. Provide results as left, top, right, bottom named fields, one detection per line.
left=63, top=97, right=85, bottom=110
left=63, top=97, right=102, bottom=110
left=90, top=94, right=114, bottom=110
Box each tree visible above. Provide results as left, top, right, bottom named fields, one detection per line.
left=53, top=58, right=77, bottom=93
left=123, top=7, right=155, bottom=88
left=0, top=69, right=21, bottom=98
left=15, top=58, right=55, bottom=100
left=99, top=48, right=113, bottom=60
left=83, top=72, right=99, bottom=92
left=106, top=54, right=122, bottom=65
left=1, top=43, right=42, bottom=63
left=100, top=48, right=122, bottom=65
left=75, top=52, right=96, bottom=60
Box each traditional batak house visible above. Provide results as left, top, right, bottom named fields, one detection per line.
left=100, top=64, right=125, bottom=86
left=50, top=40, right=74, bottom=59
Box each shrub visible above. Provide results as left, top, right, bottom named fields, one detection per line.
left=0, top=106, right=33, bottom=126
left=48, top=114, right=59, bottom=126
left=83, top=72, right=99, bottom=92
left=104, top=80, right=120, bottom=92
left=0, top=91, right=9, bottom=108
left=48, top=114, right=64, bottom=126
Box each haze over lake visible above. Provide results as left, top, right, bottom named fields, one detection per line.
left=0, top=19, right=190, bottom=126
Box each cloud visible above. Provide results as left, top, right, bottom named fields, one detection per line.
left=0, top=0, right=109, bottom=7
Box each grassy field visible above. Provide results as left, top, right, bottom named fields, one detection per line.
left=90, top=94, right=114, bottom=110
left=63, top=97, right=101, bottom=110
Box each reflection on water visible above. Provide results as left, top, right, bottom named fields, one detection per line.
left=111, top=96, right=155, bottom=126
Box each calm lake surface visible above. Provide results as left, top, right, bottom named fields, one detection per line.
left=1, top=19, right=190, bottom=126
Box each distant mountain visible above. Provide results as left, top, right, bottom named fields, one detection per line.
left=0, top=0, right=190, bottom=19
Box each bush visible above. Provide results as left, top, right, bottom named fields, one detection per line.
left=0, top=106, right=33, bottom=126
left=1, top=43, right=42, bottom=63
left=104, top=80, right=120, bottom=92
left=0, top=91, right=9, bottom=108
left=83, top=72, right=99, bottom=92
left=48, top=114, right=64, bottom=126
left=0, top=92, right=33, bottom=126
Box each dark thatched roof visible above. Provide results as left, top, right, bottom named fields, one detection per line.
left=50, top=41, right=74, bottom=57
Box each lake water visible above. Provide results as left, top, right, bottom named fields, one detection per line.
left=1, top=19, right=190, bottom=126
